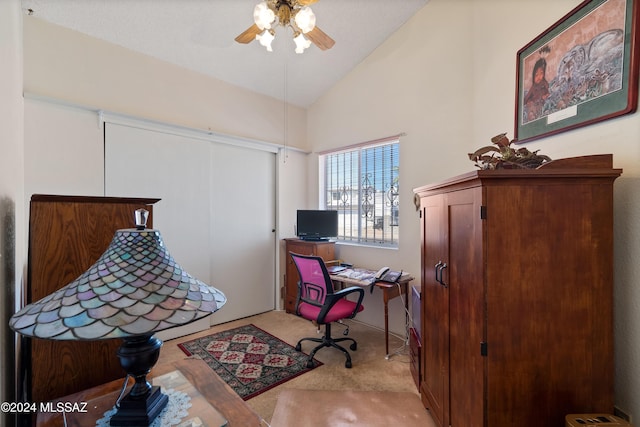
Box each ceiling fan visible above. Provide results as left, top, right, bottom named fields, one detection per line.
left=235, top=0, right=335, bottom=54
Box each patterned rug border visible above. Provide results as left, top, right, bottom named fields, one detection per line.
left=177, top=323, right=322, bottom=400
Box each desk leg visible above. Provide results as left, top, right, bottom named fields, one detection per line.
left=384, top=297, right=390, bottom=359
left=383, top=282, right=409, bottom=360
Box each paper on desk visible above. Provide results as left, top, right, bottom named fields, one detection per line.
left=333, top=268, right=376, bottom=283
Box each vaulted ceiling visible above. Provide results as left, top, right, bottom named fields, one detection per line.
left=21, top=0, right=428, bottom=107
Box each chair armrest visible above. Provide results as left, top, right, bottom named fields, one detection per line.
left=332, top=286, right=364, bottom=300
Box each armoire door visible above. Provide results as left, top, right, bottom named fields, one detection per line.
left=446, top=188, right=484, bottom=427
left=420, top=187, right=484, bottom=427
left=420, top=193, right=448, bottom=427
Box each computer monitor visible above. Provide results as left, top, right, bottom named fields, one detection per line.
left=296, top=210, right=338, bottom=241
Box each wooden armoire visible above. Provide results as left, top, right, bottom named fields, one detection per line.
left=413, top=155, right=621, bottom=427
left=25, top=195, right=159, bottom=407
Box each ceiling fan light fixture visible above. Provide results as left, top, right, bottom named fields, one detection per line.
left=256, top=29, right=275, bottom=52
left=237, top=0, right=334, bottom=53
left=254, top=1, right=275, bottom=30
left=294, top=32, right=312, bottom=54
left=294, top=6, right=316, bottom=33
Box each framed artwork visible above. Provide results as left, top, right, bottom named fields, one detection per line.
left=514, top=0, right=640, bottom=143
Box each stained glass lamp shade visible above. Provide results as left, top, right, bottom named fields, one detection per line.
left=9, top=209, right=227, bottom=426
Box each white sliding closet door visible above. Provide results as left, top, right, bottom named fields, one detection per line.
left=104, top=123, right=276, bottom=338
left=210, top=143, right=276, bottom=323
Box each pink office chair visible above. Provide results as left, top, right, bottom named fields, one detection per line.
left=290, top=252, right=365, bottom=368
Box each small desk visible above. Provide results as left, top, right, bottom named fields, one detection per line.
left=329, top=268, right=414, bottom=359
left=36, top=358, right=261, bottom=427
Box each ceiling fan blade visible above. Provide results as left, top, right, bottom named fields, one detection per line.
left=306, top=26, right=335, bottom=50
left=298, top=0, right=319, bottom=5
left=235, top=23, right=262, bottom=44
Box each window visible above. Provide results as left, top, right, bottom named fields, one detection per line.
left=320, top=138, right=399, bottom=247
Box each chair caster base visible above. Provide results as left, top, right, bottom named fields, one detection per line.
left=296, top=324, right=358, bottom=368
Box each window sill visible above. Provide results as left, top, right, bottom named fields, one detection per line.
left=335, top=240, right=399, bottom=250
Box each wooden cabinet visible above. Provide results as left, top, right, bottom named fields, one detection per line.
left=413, top=155, right=621, bottom=427
left=25, top=195, right=159, bottom=407
left=284, top=239, right=335, bottom=313
left=409, top=327, right=421, bottom=391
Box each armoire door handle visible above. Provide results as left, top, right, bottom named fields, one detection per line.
left=436, top=261, right=447, bottom=288
left=440, top=262, right=447, bottom=288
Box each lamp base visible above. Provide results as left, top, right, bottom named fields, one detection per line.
left=109, top=385, right=168, bottom=426
left=111, top=334, right=167, bottom=426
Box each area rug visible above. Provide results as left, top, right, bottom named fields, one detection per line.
left=177, top=324, right=322, bottom=400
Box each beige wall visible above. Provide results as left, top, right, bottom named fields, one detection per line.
left=0, top=1, right=25, bottom=425
left=307, top=0, right=476, bottom=334
left=309, top=0, right=640, bottom=419
left=23, top=17, right=308, bottom=152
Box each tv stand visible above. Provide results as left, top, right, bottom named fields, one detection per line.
left=284, top=238, right=335, bottom=313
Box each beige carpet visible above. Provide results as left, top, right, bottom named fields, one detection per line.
left=270, top=389, right=435, bottom=427
left=161, top=310, right=434, bottom=425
